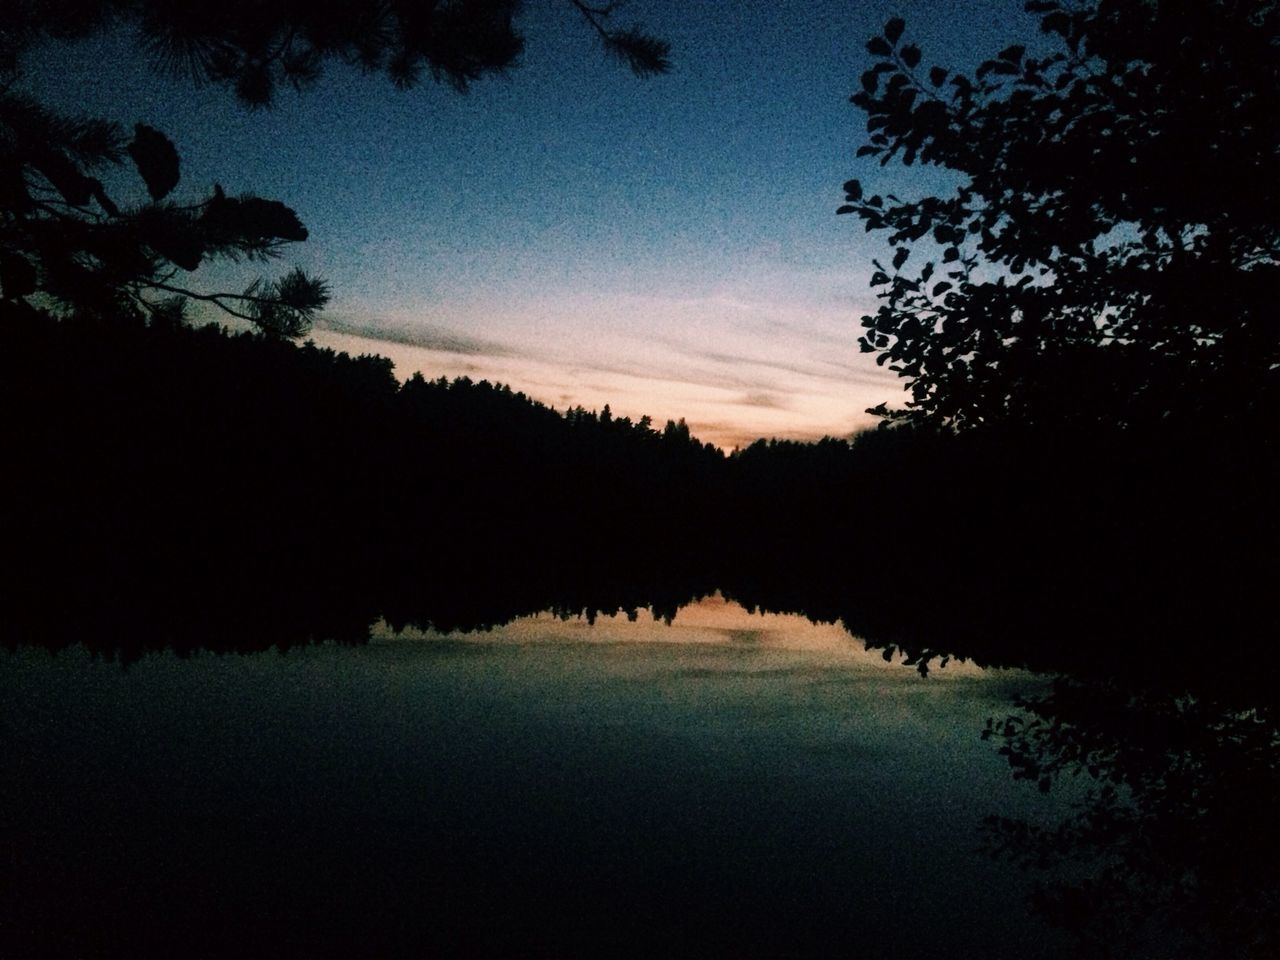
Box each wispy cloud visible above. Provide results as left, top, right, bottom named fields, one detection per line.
left=737, top=392, right=788, bottom=410
left=309, top=294, right=905, bottom=450
left=684, top=345, right=900, bottom=390
left=315, top=313, right=516, bottom=358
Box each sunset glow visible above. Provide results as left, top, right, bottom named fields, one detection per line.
left=17, top=1, right=1039, bottom=445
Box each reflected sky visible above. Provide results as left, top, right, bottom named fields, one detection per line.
left=2, top=596, right=1068, bottom=958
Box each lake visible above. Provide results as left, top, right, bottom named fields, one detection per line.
left=2, top=594, right=1077, bottom=958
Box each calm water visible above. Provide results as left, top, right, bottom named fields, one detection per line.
left=2, top=595, right=1071, bottom=959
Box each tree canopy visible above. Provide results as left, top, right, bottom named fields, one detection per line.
left=0, top=0, right=669, bottom=333
left=0, top=96, right=331, bottom=333
left=842, top=0, right=1279, bottom=431
left=2, top=1, right=670, bottom=105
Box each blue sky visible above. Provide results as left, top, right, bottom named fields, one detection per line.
left=20, top=0, right=1035, bottom=448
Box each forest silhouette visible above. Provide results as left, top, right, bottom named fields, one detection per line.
left=1, top=0, right=1272, bottom=687
left=3, top=0, right=1278, bottom=956
left=4, top=299, right=1276, bottom=957
left=2, top=298, right=1275, bottom=702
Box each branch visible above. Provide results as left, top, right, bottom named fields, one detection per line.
left=31, top=198, right=101, bottom=222
left=142, top=280, right=260, bottom=322
left=568, top=0, right=670, bottom=77
left=141, top=266, right=328, bottom=338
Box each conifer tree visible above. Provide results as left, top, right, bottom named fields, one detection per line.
left=0, top=1, right=669, bottom=333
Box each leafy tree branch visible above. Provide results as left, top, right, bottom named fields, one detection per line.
left=842, top=0, right=1279, bottom=430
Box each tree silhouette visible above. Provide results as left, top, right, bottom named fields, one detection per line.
left=0, top=1, right=669, bottom=333
left=0, top=94, right=329, bottom=332
left=1, top=1, right=670, bottom=106
left=841, top=0, right=1279, bottom=430
left=981, top=677, right=1280, bottom=958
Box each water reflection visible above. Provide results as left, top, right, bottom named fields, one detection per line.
left=981, top=677, right=1280, bottom=959
left=3, top=597, right=1069, bottom=960
left=3, top=583, right=1277, bottom=958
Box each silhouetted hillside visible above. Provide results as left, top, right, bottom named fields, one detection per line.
left=0, top=304, right=728, bottom=658
left=2, top=303, right=1276, bottom=700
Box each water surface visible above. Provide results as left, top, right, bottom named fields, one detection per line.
left=2, top=595, right=1070, bottom=958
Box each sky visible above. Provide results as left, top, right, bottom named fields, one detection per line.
left=19, top=0, right=1037, bottom=449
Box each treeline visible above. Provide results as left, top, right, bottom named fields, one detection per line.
left=0, top=304, right=731, bottom=657
left=727, top=421, right=1279, bottom=700
left=2, top=305, right=1276, bottom=698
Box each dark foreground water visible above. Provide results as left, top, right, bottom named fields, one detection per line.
left=2, top=596, right=1072, bottom=959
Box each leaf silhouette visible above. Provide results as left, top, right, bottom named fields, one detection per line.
left=201, top=194, right=308, bottom=243
left=126, top=124, right=180, bottom=201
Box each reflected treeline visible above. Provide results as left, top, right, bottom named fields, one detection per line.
left=0, top=304, right=728, bottom=660
left=3, top=306, right=1279, bottom=956
left=2, top=302, right=1277, bottom=692
left=980, top=678, right=1279, bottom=959
left=726, top=423, right=1279, bottom=702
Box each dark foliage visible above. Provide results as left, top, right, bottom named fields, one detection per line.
left=2, top=303, right=1275, bottom=695
left=0, top=0, right=668, bottom=338
left=2, top=1, right=670, bottom=106
left=840, top=6, right=1279, bottom=948
left=0, top=89, right=329, bottom=333
left=569, top=1, right=671, bottom=78
left=842, top=0, right=1280, bottom=431
left=1, top=304, right=1278, bottom=956
left=0, top=303, right=726, bottom=661
left=981, top=679, right=1280, bottom=958
left=2, top=4, right=1277, bottom=954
